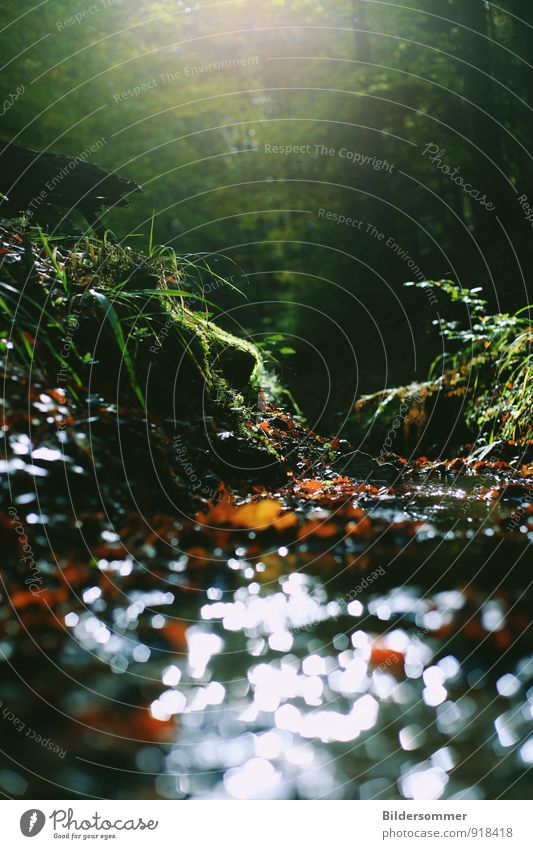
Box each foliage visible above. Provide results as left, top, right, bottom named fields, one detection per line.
left=408, top=279, right=533, bottom=442
left=0, top=222, right=279, bottom=445
left=2, top=0, right=532, bottom=410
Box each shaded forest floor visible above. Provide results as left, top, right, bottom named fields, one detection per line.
left=1, top=224, right=532, bottom=800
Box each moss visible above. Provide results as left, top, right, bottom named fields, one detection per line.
left=0, top=222, right=283, bottom=467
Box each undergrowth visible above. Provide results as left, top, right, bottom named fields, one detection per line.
left=0, top=221, right=283, bottom=453
left=408, top=279, right=532, bottom=443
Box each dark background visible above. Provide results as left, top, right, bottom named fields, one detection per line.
left=2, top=0, right=532, bottom=426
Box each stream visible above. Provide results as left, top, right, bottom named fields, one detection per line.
left=1, top=368, right=532, bottom=801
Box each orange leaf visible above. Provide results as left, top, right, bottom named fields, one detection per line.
left=198, top=496, right=296, bottom=531
left=371, top=642, right=404, bottom=669
left=163, top=621, right=188, bottom=651
left=298, top=520, right=338, bottom=540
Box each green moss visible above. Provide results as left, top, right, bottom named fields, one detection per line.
left=0, top=222, right=279, bottom=457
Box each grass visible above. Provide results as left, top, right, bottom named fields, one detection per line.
left=352, top=281, right=532, bottom=452
left=407, top=279, right=533, bottom=443
left=90, top=288, right=146, bottom=409
left=0, top=220, right=281, bottom=446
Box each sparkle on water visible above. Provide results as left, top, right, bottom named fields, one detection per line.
left=3, top=434, right=532, bottom=800
left=54, top=537, right=530, bottom=801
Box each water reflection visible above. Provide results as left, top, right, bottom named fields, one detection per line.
left=124, top=552, right=531, bottom=800
left=2, top=435, right=532, bottom=801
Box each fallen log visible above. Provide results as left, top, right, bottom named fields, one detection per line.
left=0, top=140, right=141, bottom=235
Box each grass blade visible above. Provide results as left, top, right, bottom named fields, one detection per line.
left=90, top=289, right=145, bottom=409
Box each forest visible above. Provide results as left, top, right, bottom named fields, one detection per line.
left=0, top=0, right=532, bottom=805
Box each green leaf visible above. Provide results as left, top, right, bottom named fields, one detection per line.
left=90, top=290, right=145, bottom=409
